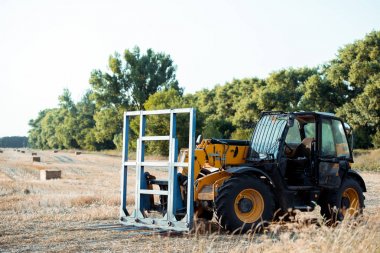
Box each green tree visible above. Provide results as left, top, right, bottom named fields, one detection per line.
left=92, top=107, right=122, bottom=150
left=90, top=46, right=181, bottom=110
left=55, top=89, right=79, bottom=149
left=298, top=74, right=342, bottom=112
left=192, top=78, right=264, bottom=140
left=40, top=109, right=63, bottom=149
left=28, top=33, right=380, bottom=151
left=231, top=78, right=264, bottom=132
left=59, top=88, right=77, bottom=113
left=202, top=118, right=235, bottom=139
left=327, top=31, right=380, bottom=147
left=255, top=67, right=317, bottom=112
left=141, top=89, right=187, bottom=155
left=0, top=136, right=28, bottom=148
left=89, top=53, right=130, bottom=110
left=326, top=31, right=380, bottom=99
left=28, top=109, right=50, bottom=149
left=337, top=75, right=380, bottom=148
left=73, top=90, right=98, bottom=150
left=126, top=47, right=182, bottom=109
left=28, top=89, right=94, bottom=150
left=89, top=47, right=182, bottom=150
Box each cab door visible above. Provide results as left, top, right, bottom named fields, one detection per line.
left=318, top=117, right=352, bottom=188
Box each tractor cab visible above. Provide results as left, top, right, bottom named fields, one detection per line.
left=247, top=112, right=354, bottom=188
left=240, top=112, right=365, bottom=217
left=283, top=112, right=353, bottom=188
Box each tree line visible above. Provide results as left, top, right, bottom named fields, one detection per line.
left=0, top=136, right=28, bottom=148
left=28, top=31, right=380, bottom=153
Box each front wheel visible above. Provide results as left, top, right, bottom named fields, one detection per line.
left=214, top=175, right=275, bottom=233
left=320, top=177, right=365, bottom=222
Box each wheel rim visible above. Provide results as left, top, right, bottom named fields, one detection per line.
left=234, top=189, right=264, bottom=223
left=341, top=187, right=360, bottom=216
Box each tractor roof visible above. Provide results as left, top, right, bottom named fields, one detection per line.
left=262, top=111, right=339, bottom=118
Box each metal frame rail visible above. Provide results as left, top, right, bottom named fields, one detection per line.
left=120, top=108, right=196, bottom=231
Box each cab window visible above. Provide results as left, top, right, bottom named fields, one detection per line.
left=321, top=118, right=350, bottom=158
left=285, top=120, right=301, bottom=144
left=304, top=123, right=315, bottom=139
left=331, top=119, right=350, bottom=158
left=321, top=119, right=336, bottom=157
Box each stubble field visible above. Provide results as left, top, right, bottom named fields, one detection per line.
left=0, top=149, right=379, bottom=252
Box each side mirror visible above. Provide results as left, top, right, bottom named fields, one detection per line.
left=344, top=123, right=352, bottom=135
left=344, top=123, right=354, bottom=151
left=196, top=135, right=202, bottom=144
left=287, top=115, right=294, bottom=127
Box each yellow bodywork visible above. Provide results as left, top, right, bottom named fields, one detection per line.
left=195, top=171, right=231, bottom=200
left=180, top=139, right=249, bottom=202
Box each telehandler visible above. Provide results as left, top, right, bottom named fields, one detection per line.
left=120, top=109, right=366, bottom=232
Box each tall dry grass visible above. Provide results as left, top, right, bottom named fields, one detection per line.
left=352, top=149, right=380, bottom=172
left=1, top=149, right=379, bottom=252
left=227, top=215, right=379, bottom=253
left=142, top=212, right=380, bottom=253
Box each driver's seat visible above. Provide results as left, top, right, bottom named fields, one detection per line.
left=293, top=137, right=314, bottom=158
left=286, top=138, right=314, bottom=185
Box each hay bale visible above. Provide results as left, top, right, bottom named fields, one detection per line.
left=21, top=151, right=25, bottom=154
left=32, top=156, right=41, bottom=162
left=40, top=170, right=61, bottom=180
left=53, top=150, right=58, bottom=153
left=0, top=150, right=3, bottom=153
left=75, top=151, right=81, bottom=155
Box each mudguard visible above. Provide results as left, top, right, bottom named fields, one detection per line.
left=346, top=170, right=367, bottom=192
left=226, top=166, right=275, bottom=188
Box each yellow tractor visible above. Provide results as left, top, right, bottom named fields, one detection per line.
left=120, top=109, right=366, bottom=232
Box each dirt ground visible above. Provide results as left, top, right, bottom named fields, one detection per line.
left=0, top=149, right=379, bottom=252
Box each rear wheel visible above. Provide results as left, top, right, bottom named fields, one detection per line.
left=215, top=175, right=275, bottom=232
left=320, top=177, right=364, bottom=222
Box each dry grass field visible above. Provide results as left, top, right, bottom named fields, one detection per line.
left=0, top=149, right=379, bottom=252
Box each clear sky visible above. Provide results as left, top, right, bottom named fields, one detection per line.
left=0, top=0, right=379, bottom=137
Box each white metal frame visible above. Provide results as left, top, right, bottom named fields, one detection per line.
left=120, top=108, right=196, bottom=231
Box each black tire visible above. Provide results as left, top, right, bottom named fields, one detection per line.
left=320, top=177, right=365, bottom=222
left=214, top=175, right=275, bottom=233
